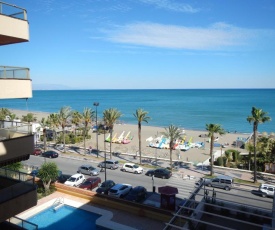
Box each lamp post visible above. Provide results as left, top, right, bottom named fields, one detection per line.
left=103, top=125, right=107, bottom=182
left=152, top=175, right=155, bottom=192
left=93, top=102, right=99, bottom=157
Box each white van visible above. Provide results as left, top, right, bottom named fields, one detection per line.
left=258, top=183, right=275, bottom=198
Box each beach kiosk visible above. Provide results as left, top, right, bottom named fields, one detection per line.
left=158, top=186, right=178, bottom=211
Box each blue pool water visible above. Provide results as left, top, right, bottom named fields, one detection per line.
left=25, top=205, right=107, bottom=230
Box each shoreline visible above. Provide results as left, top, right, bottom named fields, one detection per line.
left=8, top=109, right=250, bottom=164
left=9, top=108, right=252, bottom=135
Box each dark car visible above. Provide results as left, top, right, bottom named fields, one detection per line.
left=145, top=168, right=172, bottom=179
left=32, top=148, right=42, bottom=156
left=79, top=177, right=101, bottom=190
left=42, top=150, right=59, bottom=158
left=124, top=186, right=147, bottom=202
left=30, top=169, right=39, bottom=177
left=96, top=180, right=115, bottom=194
left=57, top=174, right=72, bottom=183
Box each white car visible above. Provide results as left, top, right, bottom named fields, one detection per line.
left=121, top=163, right=143, bottom=174
left=64, top=173, right=85, bottom=187
left=108, top=183, right=132, bottom=198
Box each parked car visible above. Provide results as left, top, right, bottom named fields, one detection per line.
left=121, top=163, right=143, bottom=174
left=258, top=183, right=275, bottom=198
left=96, top=180, right=116, bottom=194
left=145, top=168, right=172, bottom=179
left=79, top=177, right=101, bottom=190
left=32, top=148, right=42, bottom=156
left=204, top=175, right=234, bottom=191
left=30, top=169, right=39, bottom=177
left=55, top=144, right=64, bottom=151
left=98, top=160, right=119, bottom=170
left=57, top=174, right=72, bottom=183
left=42, top=150, right=59, bottom=158
left=64, top=173, right=85, bottom=187
left=124, top=186, right=147, bottom=202
left=108, top=183, right=132, bottom=198
left=77, top=164, right=99, bottom=176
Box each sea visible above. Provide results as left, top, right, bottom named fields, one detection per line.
left=1, top=89, right=274, bottom=134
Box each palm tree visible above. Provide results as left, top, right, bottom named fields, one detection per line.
left=245, top=142, right=254, bottom=171
left=39, top=117, right=48, bottom=153
left=0, top=108, right=11, bottom=120
left=103, top=108, right=122, bottom=159
left=47, top=113, right=59, bottom=143
left=161, top=125, right=182, bottom=169
left=133, top=108, right=151, bottom=164
left=9, top=113, right=17, bottom=126
left=22, top=113, right=36, bottom=123
left=71, top=110, right=82, bottom=136
left=57, top=106, right=72, bottom=153
left=247, top=107, right=271, bottom=183
left=82, top=108, right=95, bottom=154
left=206, top=123, right=225, bottom=176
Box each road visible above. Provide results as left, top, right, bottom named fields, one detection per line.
left=24, top=155, right=169, bottom=191
left=24, top=154, right=273, bottom=211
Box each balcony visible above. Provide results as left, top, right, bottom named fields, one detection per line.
left=0, top=66, right=32, bottom=99
left=0, top=121, right=34, bottom=166
left=0, top=168, right=37, bottom=222
left=0, top=2, right=29, bottom=45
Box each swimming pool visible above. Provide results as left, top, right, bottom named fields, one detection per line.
left=24, top=205, right=108, bottom=230
left=17, top=197, right=136, bottom=230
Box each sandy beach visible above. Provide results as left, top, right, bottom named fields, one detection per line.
left=10, top=109, right=250, bottom=164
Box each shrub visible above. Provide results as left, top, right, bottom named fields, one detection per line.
left=217, top=157, right=223, bottom=166
left=222, top=156, right=228, bottom=166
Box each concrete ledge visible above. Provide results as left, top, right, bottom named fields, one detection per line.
left=55, top=182, right=173, bottom=222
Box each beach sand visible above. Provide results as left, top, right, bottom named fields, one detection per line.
left=10, top=109, right=250, bottom=164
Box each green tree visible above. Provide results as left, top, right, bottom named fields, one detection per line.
left=4, top=162, right=22, bottom=171
left=103, top=108, right=122, bottom=159
left=72, top=110, right=82, bottom=136
left=245, top=142, right=254, bottom=171
left=0, top=108, right=11, bottom=120
left=161, top=125, right=182, bottom=168
left=247, top=107, right=271, bottom=183
left=82, top=108, right=95, bottom=154
left=3, top=162, right=23, bottom=178
left=39, top=117, right=48, bottom=152
left=37, top=162, right=59, bottom=191
left=257, top=136, right=275, bottom=171
left=9, top=113, right=17, bottom=126
left=47, top=113, right=60, bottom=143
left=133, top=108, right=150, bottom=164
left=57, top=106, right=72, bottom=153
left=206, top=124, right=225, bottom=176
left=22, top=113, right=37, bottom=123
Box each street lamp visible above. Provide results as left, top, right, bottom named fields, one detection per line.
left=93, top=102, right=99, bottom=157
left=152, top=175, right=155, bottom=193
left=103, top=125, right=107, bottom=182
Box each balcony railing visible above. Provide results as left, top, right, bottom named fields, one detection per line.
left=0, top=121, right=33, bottom=141
left=0, top=1, right=27, bottom=20
left=0, top=66, right=30, bottom=79
left=0, top=167, right=36, bottom=204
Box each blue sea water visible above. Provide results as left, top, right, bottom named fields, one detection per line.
left=1, top=89, right=274, bottom=133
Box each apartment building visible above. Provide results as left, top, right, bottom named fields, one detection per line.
left=0, top=1, right=37, bottom=224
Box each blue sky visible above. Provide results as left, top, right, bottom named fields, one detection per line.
left=2, top=0, right=275, bottom=89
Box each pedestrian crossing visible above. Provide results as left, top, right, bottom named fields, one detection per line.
left=166, top=176, right=198, bottom=199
